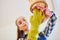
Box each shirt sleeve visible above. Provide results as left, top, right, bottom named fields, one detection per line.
left=39, top=11, right=57, bottom=37
left=28, top=8, right=45, bottom=40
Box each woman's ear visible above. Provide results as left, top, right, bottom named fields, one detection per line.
left=16, top=19, right=20, bottom=27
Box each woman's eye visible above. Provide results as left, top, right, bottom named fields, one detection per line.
left=19, top=21, right=22, bottom=24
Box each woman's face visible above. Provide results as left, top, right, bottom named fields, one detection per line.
left=16, top=17, right=28, bottom=31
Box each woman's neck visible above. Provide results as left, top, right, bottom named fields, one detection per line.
left=24, top=29, right=29, bottom=34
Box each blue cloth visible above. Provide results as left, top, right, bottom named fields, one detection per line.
left=38, top=32, right=46, bottom=40
left=38, top=36, right=46, bottom=40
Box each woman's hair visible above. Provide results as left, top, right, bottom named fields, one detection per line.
left=17, top=30, right=24, bottom=40
left=16, top=17, right=25, bottom=40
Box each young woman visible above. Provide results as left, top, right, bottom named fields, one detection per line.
left=16, top=17, right=29, bottom=40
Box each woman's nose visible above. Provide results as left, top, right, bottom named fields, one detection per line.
left=22, top=21, right=26, bottom=25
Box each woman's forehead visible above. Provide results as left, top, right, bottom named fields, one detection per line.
left=17, top=17, right=26, bottom=22
left=17, top=18, right=23, bottom=21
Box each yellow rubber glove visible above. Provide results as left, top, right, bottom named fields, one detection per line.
left=28, top=8, right=45, bottom=40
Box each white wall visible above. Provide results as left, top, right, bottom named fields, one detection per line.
left=47, top=0, right=60, bottom=40
left=0, top=0, right=60, bottom=40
